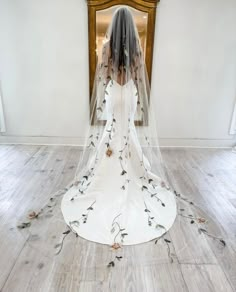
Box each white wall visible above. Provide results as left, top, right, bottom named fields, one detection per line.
left=0, top=0, right=236, bottom=147
left=152, top=0, right=236, bottom=146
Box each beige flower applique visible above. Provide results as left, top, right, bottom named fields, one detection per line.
left=197, top=217, right=207, bottom=224
left=161, top=181, right=166, bottom=188
left=110, top=242, right=122, bottom=250
left=106, top=147, right=113, bottom=157
left=28, top=211, right=39, bottom=219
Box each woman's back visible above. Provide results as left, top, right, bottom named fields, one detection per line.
left=102, top=40, right=139, bottom=86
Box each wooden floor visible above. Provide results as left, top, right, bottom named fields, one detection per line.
left=0, top=145, right=235, bottom=292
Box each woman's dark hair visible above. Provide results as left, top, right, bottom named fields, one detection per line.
left=109, top=6, right=139, bottom=71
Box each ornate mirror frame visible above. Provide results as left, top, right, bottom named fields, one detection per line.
left=87, top=0, right=160, bottom=100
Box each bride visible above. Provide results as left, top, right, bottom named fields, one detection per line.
left=19, top=5, right=226, bottom=261
left=60, top=6, right=177, bottom=246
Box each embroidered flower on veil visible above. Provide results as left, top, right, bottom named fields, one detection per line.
left=111, top=242, right=121, bottom=250
left=106, top=147, right=113, bottom=157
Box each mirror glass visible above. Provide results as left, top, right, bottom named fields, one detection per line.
left=96, top=5, right=148, bottom=65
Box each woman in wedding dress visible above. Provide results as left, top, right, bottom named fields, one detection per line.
left=60, top=6, right=177, bottom=246
left=17, top=5, right=226, bottom=264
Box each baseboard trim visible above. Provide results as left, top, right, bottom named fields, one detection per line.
left=0, top=135, right=235, bottom=148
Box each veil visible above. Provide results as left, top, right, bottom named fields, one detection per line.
left=16, top=6, right=227, bottom=261
left=73, top=6, right=172, bottom=194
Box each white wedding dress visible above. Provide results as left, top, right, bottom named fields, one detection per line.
left=61, top=78, right=177, bottom=245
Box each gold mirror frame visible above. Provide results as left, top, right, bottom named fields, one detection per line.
left=87, top=0, right=160, bottom=100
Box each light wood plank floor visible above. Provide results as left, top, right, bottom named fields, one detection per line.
left=0, top=145, right=235, bottom=292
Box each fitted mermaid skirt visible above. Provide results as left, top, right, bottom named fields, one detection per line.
left=61, top=79, right=177, bottom=245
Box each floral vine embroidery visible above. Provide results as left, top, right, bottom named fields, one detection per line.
left=69, top=200, right=96, bottom=232
left=119, top=117, right=131, bottom=189
left=153, top=234, right=175, bottom=263
left=110, top=213, right=128, bottom=244
left=105, top=113, right=116, bottom=149
left=17, top=187, right=72, bottom=229
left=87, top=132, right=100, bottom=148
left=163, top=238, right=174, bottom=263
left=121, top=179, right=130, bottom=190
left=178, top=208, right=226, bottom=247
left=142, top=185, right=166, bottom=207
left=198, top=228, right=226, bottom=246
left=70, top=151, right=99, bottom=201
left=143, top=201, right=166, bottom=231
left=173, top=190, right=195, bottom=205
left=55, top=229, right=72, bottom=255
left=139, top=142, right=169, bottom=207
left=107, top=255, right=123, bottom=268
left=118, top=136, right=128, bottom=175
left=178, top=208, right=207, bottom=224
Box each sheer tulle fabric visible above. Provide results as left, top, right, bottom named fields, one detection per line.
left=61, top=6, right=177, bottom=245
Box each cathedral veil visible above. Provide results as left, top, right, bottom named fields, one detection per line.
left=16, top=6, right=227, bottom=260
left=74, top=6, right=172, bottom=193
